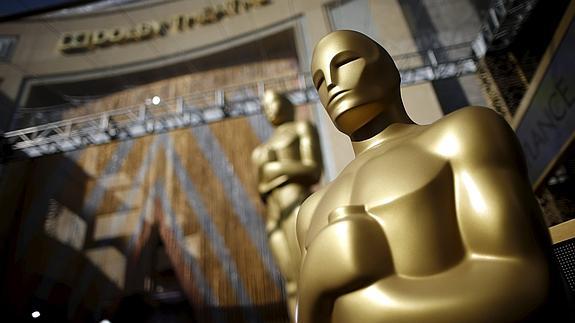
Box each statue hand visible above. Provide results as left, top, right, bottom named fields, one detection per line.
left=304, top=205, right=393, bottom=289
left=258, top=174, right=290, bottom=194
left=298, top=206, right=393, bottom=323
left=261, top=160, right=306, bottom=182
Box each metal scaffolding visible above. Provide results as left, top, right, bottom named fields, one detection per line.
left=472, top=0, right=540, bottom=57
left=2, top=74, right=317, bottom=161
left=1, top=43, right=477, bottom=161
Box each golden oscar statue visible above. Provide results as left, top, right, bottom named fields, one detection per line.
left=296, top=30, right=564, bottom=322
left=251, top=91, right=322, bottom=320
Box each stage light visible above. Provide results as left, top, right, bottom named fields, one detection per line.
left=152, top=96, right=161, bottom=105
left=100, top=319, right=111, bottom=323
left=31, top=311, right=40, bottom=318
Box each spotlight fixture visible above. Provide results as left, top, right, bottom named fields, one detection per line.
left=31, top=311, right=40, bottom=319
left=152, top=96, right=161, bottom=105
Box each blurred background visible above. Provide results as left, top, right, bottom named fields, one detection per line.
left=0, top=0, right=573, bottom=322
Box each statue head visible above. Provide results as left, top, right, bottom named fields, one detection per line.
left=261, top=90, right=295, bottom=126
left=311, top=30, right=403, bottom=137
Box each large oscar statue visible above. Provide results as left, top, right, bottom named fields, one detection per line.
left=296, top=30, right=561, bottom=322
left=251, top=91, right=322, bottom=320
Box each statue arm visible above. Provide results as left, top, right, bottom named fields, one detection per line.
left=251, top=145, right=278, bottom=197
left=329, top=259, right=549, bottom=323
left=433, top=107, right=550, bottom=310
left=295, top=188, right=325, bottom=253
left=297, top=203, right=393, bottom=323
left=296, top=179, right=392, bottom=323
left=450, top=107, right=550, bottom=260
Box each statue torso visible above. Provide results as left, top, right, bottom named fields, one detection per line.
left=298, top=108, right=553, bottom=323
left=254, top=122, right=313, bottom=212
left=306, top=123, right=465, bottom=276
left=263, top=123, right=302, bottom=161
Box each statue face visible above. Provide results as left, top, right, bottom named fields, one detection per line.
left=311, top=30, right=400, bottom=135
left=263, top=95, right=281, bottom=125
left=262, top=91, right=294, bottom=126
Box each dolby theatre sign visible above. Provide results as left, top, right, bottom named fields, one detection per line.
left=58, top=0, right=270, bottom=53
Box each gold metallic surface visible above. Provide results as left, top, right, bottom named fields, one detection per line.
left=252, top=91, right=322, bottom=320
left=297, top=30, right=554, bottom=322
